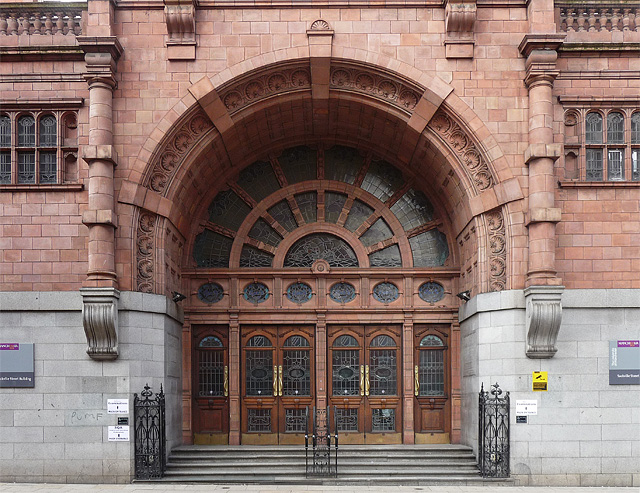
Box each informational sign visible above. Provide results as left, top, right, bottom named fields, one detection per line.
left=515, top=399, right=538, bottom=415
left=609, top=340, right=640, bottom=385
left=532, top=371, right=548, bottom=391
left=516, top=416, right=528, bottom=424
left=108, top=425, right=130, bottom=441
left=0, top=343, right=34, bottom=388
left=107, top=399, right=129, bottom=414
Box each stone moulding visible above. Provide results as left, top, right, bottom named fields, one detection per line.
left=484, top=208, right=507, bottom=292
left=524, top=285, right=564, bottom=359
left=137, top=211, right=158, bottom=294
left=80, top=287, right=120, bottom=360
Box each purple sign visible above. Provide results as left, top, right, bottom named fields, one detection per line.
left=618, top=341, right=639, bottom=348
left=0, top=343, right=19, bottom=350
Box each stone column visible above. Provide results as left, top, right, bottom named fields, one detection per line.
left=315, top=312, right=327, bottom=409
left=228, top=312, right=241, bottom=445
left=402, top=313, right=414, bottom=444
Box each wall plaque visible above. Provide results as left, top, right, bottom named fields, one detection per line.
left=609, top=340, right=640, bottom=385
left=0, top=343, right=34, bottom=388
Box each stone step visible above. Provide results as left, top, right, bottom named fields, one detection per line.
left=167, top=459, right=478, bottom=467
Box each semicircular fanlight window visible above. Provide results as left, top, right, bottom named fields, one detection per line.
left=333, top=335, right=359, bottom=347
left=284, top=233, right=359, bottom=268
left=199, top=335, right=223, bottom=348
left=420, top=335, right=444, bottom=347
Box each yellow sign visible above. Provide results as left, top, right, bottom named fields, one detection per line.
left=532, top=371, right=548, bottom=391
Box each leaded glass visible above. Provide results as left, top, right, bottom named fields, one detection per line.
left=207, top=189, right=251, bottom=232
left=39, top=151, right=57, bottom=184
left=585, top=112, right=603, bottom=144
left=359, top=218, right=393, bottom=247
left=372, top=282, right=399, bottom=303
left=0, top=115, right=10, bottom=146
left=390, top=189, right=434, bottom=231
left=198, top=348, right=224, bottom=396
left=283, top=347, right=311, bottom=396
left=284, top=335, right=310, bottom=347
left=295, top=192, right=317, bottom=224
left=237, top=160, right=281, bottom=203
left=268, top=200, right=298, bottom=232
left=247, top=335, right=272, bottom=347
left=239, top=245, right=274, bottom=268
left=325, top=192, right=347, bottom=223
left=285, top=409, right=306, bottom=432
left=243, top=282, right=270, bottom=303
left=248, top=219, right=282, bottom=247
left=17, top=115, right=35, bottom=147
left=247, top=408, right=271, bottom=432
left=370, top=335, right=395, bottom=347
left=0, top=152, right=10, bottom=184
left=284, top=234, right=359, bottom=268
left=418, top=282, right=445, bottom=303
left=409, top=230, right=449, bottom=267
left=335, top=408, right=358, bottom=432
left=420, top=335, right=444, bottom=347
left=199, top=335, right=223, bottom=347
left=334, top=335, right=358, bottom=347
left=245, top=350, right=273, bottom=396
left=286, top=283, right=313, bottom=304
left=419, top=349, right=444, bottom=396
left=332, top=349, right=359, bottom=395
left=324, top=145, right=363, bottom=184
left=586, top=149, right=603, bottom=181
left=369, top=349, right=397, bottom=395
left=369, top=244, right=402, bottom=267
left=197, top=282, right=225, bottom=304
left=344, top=200, right=374, bottom=232
left=361, top=159, right=404, bottom=202
left=608, top=149, right=624, bottom=181
left=17, top=152, right=35, bottom=184
left=329, top=282, right=356, bottom=303
left=39, top=115, right=57, bottom=147
left=193, top=230, right=232, bottom=268
left=607, top=112, right=624, bottom=144
left=632, top=112, right=640, bottom=144
left=279, top=146, right=317, bottom=183
left=371, top=409, right=395, bottom=432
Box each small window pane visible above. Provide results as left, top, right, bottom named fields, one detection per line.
left=420, top=335, right=444, bottom=347
left=248, top=219, right=282, bottom=247
left=0, top=116, right=10, bottom=146
left=199, top=336, right=223, bottom=348
left=632, top=113, right=640, bottom=144
left=370, top=335, right=395, bottom=347
left=344, top=200, right=374, bottom=233
left=607, top=112, right=624, bottom=144
left=361, top=159, right=404, bottom=203
left=283, top=336, right=310, bottom=347
left=324, top=145, right=362, bottom=184
left=247, top=335, right=272, bottom=347
left=193, top=229, right=233, bottom=268
left=207, top=189, right=251, bottom=232
left=390, top=189, right=434, bottom=231
left=279, top=146, right=317, bottom=184
left=325, top=192, right=347, bottom=223
left=409, top=230, right=449, bottom=267
left=39, top=115, right=57, bottom=147
left=268, top=201, right=298, bottom=232
left=239, top=245, right=274, bottom=268
left=632, top=149, right=639, bottom=181
left=333, top=335, right=358, bottom=347
left=237, top=160, right=281, bottom=203
left=18, top=116, right=35, bottom=147
left=368, top=244, right=402, bottom=268
left=586, top=149, right=603, bottom=181
left=295, top=192, right=317, bottom=224
left=419, top=350, right=444, bottom=396
left=607, top=149, right=624, bottom=181
left=18, top=152, right=35, bottom=184
left=359, top=218, right=393, bottom=247
left=585, top=113, right=603, bottom=144
left=0, top=152, right=10, bottom=184
left=39, top=151, right=57, bottom=184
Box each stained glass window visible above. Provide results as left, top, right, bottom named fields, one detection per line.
left=247, top=335, right=272, bottom=347
left=239, top=245, right=274, bottom=268
left=419, top=350, right=444, bottom=396
left=329, top=282, right=356, bottom=303
left=207, top=189, right=251, bottom=232
left=199, top=335, right=223, bottom=347
left=333, top=335, right=358, bottom=347
left=368, top=244, right=402, bottom=267
left=284, top=234, right=359, bottom=268
left=586, top=149, right=603, bottom=181
left=372, top=282, right=399, bottom=304
left=248, top=219, right=282, bottom=247
left=390, top=189, right=434, bottom=231
left=39, top=151, right=57, bottom=184
left=361, top=159, right=404, bottom=202
left=369, top=349, right=397, bottom=395
left=370, top=335, right=395, bottom=347
left=586, top=112, right=603, bottom=144
left=371, top=409, right=395, bottom=432
left=39, top=115, right=57, bottom=147
left=295, top=192, right=317, bottom=224
left=344, top=200, right=374, bottom=232
left=197, top=282, right=225, bottom=303
left=17, top=152, right=35, bottom=184
left=0, top=152, right=10, bottom=184
left=409, top=230, right=449, bottom=267
left=237, top=160, right=281, bottom=203
left=279, top=146, right=317, bottom=183
left=268, top=201, right=298, bottom=232
left=324, top=145, right=362, bottom=184
left=325, top=192, right=347, bottom=223
left=243, top=282, right=270, bottom=303
left=420, top=335, right=444, bottom=347
left=17, top=115, right=35, bottom=147
left=0, top=115, right=11, bottom=146
left=284, top=335, right=310, bottom=347
left=418, top=282, right=445, bottom=303
left=286, top=282, right=313, bottom=304
left=193, top=230, right=233, bottom=268
left=359, top=218, right=393, bottom=247
left=607, top=112, right=624, bottom=144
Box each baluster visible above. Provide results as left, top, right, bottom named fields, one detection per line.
left=44, top=12, right=53, bottom=34
left=55, top=12, right=64, bottom=34
left=7, top=13, right=18, bottom=35
left=0, top=15, right=7, bottom=35
left=630, top=9, right=637, bottom=31
left=565, top=8, right=575, bottom=32
left=66, top=15, right=75, bottom=35
left=611, top=9, right=621, bottom=31
left=599, top=8, right=609, bottom=32
left=588, top=9, right=597, bottom=31
left=576, top=8, right=586, bottom=31
left=33, top=12, right=42, bottom=34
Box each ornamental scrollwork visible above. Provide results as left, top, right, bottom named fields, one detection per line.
left=428, top=110, right=494, bottom=192
left=485, top=208, right=507, bottom=292
left=310, top=19, right=331, bottom=30
left=136, top=211, right=157, bottom=293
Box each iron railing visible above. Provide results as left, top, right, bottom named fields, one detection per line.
left=305, top=405, right=338, bottom=477
left=134, top=383, right=166, bottom=480
left=478, top=382, right=510, bottom=478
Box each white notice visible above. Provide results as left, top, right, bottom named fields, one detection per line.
left=515, top=399, right=538, bottom=416
left=107, top=399, right=129, bottom=414
left=108, top=425, right=130, bottom=442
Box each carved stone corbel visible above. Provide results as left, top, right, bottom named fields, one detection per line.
left=80, top=287, right=120, bottom=360
left=525, top=285, right=564, bottom=359
left=164, top=0, right=198, bottom=60
left=444, top=0, right=476, bottom=59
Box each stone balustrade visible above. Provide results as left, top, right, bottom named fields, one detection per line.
left=557, top=3, right=639, bottom=32
left=0, top=2, right=86, bottom=36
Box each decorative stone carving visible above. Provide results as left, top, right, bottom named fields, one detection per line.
left=525, top=285, right=564, bottom=359
left=136, top=212, right=157, bottom=293
left=219, top=66, right=312, bottom=115
left=429, top=111, right=494, bottom=192
left=329, top=65, right=422, bottom=114
left=444, top=0, right=476, bottom=58
left=309, top=19, right=331, bottom=31
left=80, top=287, right=120, bottom=360
left=311, top=258, right=330, bottom=274
left=484, top=208, right=507, bottom=292
left=165, top=0, right=197, bottom=43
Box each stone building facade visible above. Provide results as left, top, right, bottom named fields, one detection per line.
left=0, top=0, right=638, bottom=486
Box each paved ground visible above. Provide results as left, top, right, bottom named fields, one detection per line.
left=0, top=485, right=637, bottom=492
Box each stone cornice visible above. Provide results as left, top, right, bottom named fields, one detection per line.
left=0, top=98, right=84, bottom=109
left=518, top=33, right=566, bottom=58
left=76, top=36, right=124, bottom=60
left=558, top=95, right=640, bottom=105
left=0, top=46, right=85, bottom=62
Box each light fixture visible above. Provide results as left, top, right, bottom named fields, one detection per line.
left=172, top=291, right=186, bottom=303
left=457, top=290, right=471, bottom=302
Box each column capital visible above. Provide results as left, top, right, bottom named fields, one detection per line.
left=519, top=34, right=565, bottom=88
left=78, top=36, right=124, bottom=89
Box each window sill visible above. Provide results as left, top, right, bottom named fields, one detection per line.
left=0, top=183, right=84, bottom=192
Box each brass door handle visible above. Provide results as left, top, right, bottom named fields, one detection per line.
left=365, top=364, right=370, bottom=396
left=273, top=365, right=278, bottom=396
left=224, top=365, right=229, bottom=397
left=278, top=365, right=283, bottom=397
left=414, top=365, right=419, bottom=397
left=360, top=365, right=365, bottom=396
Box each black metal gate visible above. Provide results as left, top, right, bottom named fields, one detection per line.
left=478, top=382, right=510, bottom=478
left=134, top=383, right=166, bottom=479
left=305, top=406, right=338, bottom=477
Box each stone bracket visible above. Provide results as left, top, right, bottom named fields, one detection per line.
left=525, top=285, right=564, bottom=359
left=524, top=143, right=562, bottom=164
left=83, top=144, right=118, bottom=167
left=165, top=0, right=198, bottom=60
left=526, top=207, right=561, bottom=226
left=82, top=209, right=118, bottom=228
left=80, top=287, right=120, bottom=361
left=444, top=0, right=476, bottom=59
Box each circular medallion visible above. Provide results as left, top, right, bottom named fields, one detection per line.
left=375, top=367, right=392, bottom=378
left=251, top=368, right=268, bottom=379
left=286, top=282, right=313, bottom=304
left=197, top=282, right=224, bottom=304
left=338, top=367, right=355, bottom=379
left=418, top=282, right=445, bottom=303
left=288, top=367, right=305, bottom=379
left=329, top=282, right=356, bottom=304
left=243, top=282, right=270, bottom=304
left=372, top=282, right=399, bottom=303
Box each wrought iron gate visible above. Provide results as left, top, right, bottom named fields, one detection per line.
left=134, top=383, right=166, bottom=479
left=305, top=406, right=338, bottom=477
left=478, top=382, right=510, bottom=478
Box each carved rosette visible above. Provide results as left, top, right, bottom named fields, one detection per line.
left=80, top=287, right=120, bottom=360
left=484, top=208, right=507, bottom=292
left=329, top=65, right=422, bottom=114
left=525, top=285, right=564, bottom=359
left=428, top=111, right=494, bottom=192
left=137, top=212, right=157, bottom=293
left=219, top=66, right=312, bottom=115
left=143, top=110, right=213, bottom=195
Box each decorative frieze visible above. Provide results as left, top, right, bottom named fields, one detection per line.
left=484, top=208, right=507, bottom=292
left=137, top=212, right=158, bottom=294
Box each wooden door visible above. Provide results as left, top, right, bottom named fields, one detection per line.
left=193, top=326, right=229, bottom=444
left=241, top=326, right=314, bottom=444
left=413, top=325, right=451, bottom=443
left=328, top=325, right=402, bottom=444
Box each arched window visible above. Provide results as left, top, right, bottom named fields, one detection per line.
left=632, top=112, right=640, bottom=182
left=0, top=115, right=10, bottom=184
